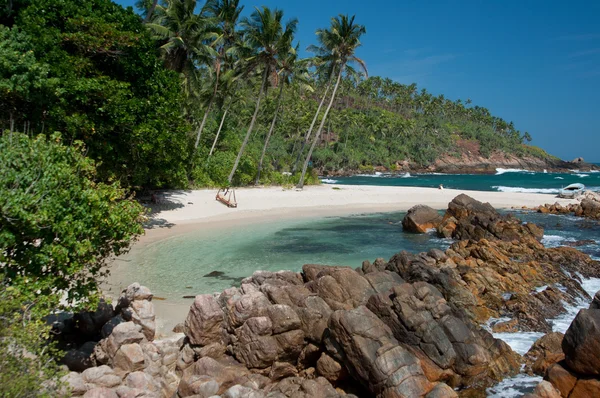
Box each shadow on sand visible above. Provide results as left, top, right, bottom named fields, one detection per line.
left=137, top=190, right=192, bottom=229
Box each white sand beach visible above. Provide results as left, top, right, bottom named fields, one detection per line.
left=144, top=184, right=574, bottom=232
left=106, top=184, right=576, bottom=336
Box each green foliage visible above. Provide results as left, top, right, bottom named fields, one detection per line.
left=2, top=0, right=192, bottom=188
left=0, top=282, right=67, bottom=397
left=0, top=133, right=145, bottom=309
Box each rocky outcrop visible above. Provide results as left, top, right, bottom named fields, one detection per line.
left=529, top=292, right=600, bottom=397
left=402, top=205, right=443, bottom=233
left=533, top=193, right=600, bottom=220
left=63, top=195, right=600, bottom=397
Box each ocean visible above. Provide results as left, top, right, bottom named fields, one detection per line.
left=320, top=167, right=600, bottom=193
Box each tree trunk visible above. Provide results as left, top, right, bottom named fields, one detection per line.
left=194, top=94, right=215, bottom=149
left=227, top=67, right=269, bottom=184
left=255, top=82, right=285, bottom=185
left=144, top=0, right=159, bottom=23
left=291, top=77, right=332, bottom=174
left=208, top=100, right=233, bottom=160
left=297, top=66, right=344, bottom=189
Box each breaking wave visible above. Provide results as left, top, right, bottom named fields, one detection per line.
left=493, top=186, right=559, bottom=194
left=495, top=168, right=534, bottom=175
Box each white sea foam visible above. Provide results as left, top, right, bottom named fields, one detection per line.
left=555, top=177, right=564, bottom=180
left=495, top=168, right=533, bottom=175
left=356, top=172, right=385, bottom=177
left=576, top=173, right=590, bottom=178
left=320, top=178, right=338, bottom=184
left=493, top=186, right=559, bottom=194
left=490, top=277, right=600, bottom=394
left=544, top=169, right=548, bottom=173
left=401, top=172, right=412, bottom=178
left=541, top=234, right=577, bottom=247
left=486, top=374, right=543, bottom=397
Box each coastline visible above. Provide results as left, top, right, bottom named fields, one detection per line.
left=105, top=184, right=578, bottom=336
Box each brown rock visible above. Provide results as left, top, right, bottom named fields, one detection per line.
left=83, top=388, right=119, bottom=398
left=81, top=365, right=122, bottom=388
left=106, top=322, right=144, bottom=358
left=113, top=343, right=145, bottom=373
left=570, top=378, right=600, bottom=398
left=402, top=205, right=443, bottom=233
left=545, top=363, right=577, bottom=397
left=525, top=332, right=565, bottom=375
left=184, top=294, right=224, bottom=346
left=562, top=309, right=600, bottom=376
left=316, top=352, right=344, bottom=382
left=524, top=380, right=562, bottom=398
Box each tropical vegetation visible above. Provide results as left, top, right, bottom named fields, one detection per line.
left=2, top=0, right=550, bottom=191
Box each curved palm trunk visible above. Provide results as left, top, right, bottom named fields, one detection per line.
left=228, top=67, right=269, bottom=184
left=292, top=76, right=333, bottom=174
left=297, top=66, right=344, bottom=189
left=194, top=95, right=215, bottom=149
left=255, top=83, right=285, bottom=185
left=208, top=100, right=232, bottom=159
left=144, top=0, right=159, bottom=23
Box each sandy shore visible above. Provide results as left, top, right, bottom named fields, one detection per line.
left=106, top=184, right=575, bottom=336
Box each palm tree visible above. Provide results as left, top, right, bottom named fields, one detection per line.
left=255, top=44, right=312, bottom=184
left=291, top=59, right=335, bottom=174
left=297, top=15, right=367, bottom=188
left=146, top=0, right=215, bottom=76
left=226, top=6, right=298, bottom=184
left=193, top=0, right=244, bottom=150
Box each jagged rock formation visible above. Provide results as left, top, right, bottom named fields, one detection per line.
left=402, top=205, right=443, bottom=233
left=61, top=195, right=600, bottom=397
left=528, top=293, right=600, bottom=398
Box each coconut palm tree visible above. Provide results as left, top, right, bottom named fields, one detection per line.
left=255, top=44, right=312, bottom=184
left=146, top=0, right=215, bottom=76
left=226, top=6, right=298, bottom=184
left=297, top=14, right=367, bottom=189
left=193, top=0, right=244, bottom=150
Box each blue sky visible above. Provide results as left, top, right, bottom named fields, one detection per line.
left=117, top=0, right=600, bottom=162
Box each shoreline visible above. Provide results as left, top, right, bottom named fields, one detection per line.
left=105, top=185, right=578, bottom=336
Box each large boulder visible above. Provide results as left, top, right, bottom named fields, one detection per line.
left=437, top=194, right=544, bottom=241
left=402, top=205, right=443, bottom=233
left=562, top=308, right=600, bottom=376
left=184, top=294, right=225, bottom=346
left=327, top=305, right=448, bottom=397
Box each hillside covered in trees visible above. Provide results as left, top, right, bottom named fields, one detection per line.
left=1, top=0, right=557, bottom=190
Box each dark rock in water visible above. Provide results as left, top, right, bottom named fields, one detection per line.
left=524, top=332, right=565, bottom=375
left=562, top=308, right=600, bottom=376
left=204, top=270, right=225, bottom=278
left=437, top=193, right=544, bottom=241
left=590, top=291, right=600, bottom=309
left=402, top=204, right=443, bottom=233
left=564, top=239, right=596, bottom=247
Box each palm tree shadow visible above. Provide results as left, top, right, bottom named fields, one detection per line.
left=138, top=190, right=192, bottom=229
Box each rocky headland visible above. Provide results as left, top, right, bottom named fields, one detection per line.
left=56, top=194, right=600, bottom=397
left=319, top=152, right=598, bottom=177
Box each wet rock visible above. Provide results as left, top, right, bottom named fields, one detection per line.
left=563, top=308, right=600, bottom=376
left=545, top=363, right=578, bottom=397
left=402, top=205, right=443, bottom=233
left=524, top=332, right=564, bottom=375
left=524, top=380, right=562, bottom=398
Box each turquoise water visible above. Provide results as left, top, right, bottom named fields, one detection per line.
left=112, top=209, right=600, bottom=304
left=321, top=167, right=600, bottom=193
left=113, top=212, right=452, bottom=302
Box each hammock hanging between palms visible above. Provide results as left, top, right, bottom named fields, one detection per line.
left=216, top=187, right=237, bottom=208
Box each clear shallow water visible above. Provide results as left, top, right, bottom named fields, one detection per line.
left=321, top=168, right=600, bottom=194
left=113, top=212, right=451, bottom=302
